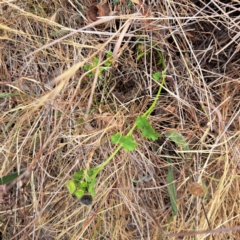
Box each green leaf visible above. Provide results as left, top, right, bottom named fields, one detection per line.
left=165, top=130, right=189, bottom=152
left=105, top=51, right=113, bottom=67
left=136, top=116, right=160, bottom=140
left=137, top=43, right=143, bottom=52
left=99, top=67, right=105, bottom=72
left=0, top=93, right=19, bottom=98
left=111, top=133, right=137, bottom=151
left=84, top=65, right=91, bottom=71
left=88, top=72, right=94, bottom=77
left=87, top=167, right=99, bottom=179
left=127, top=1, right=132, bottom=8
left=79, top=182, right=87, bottom=188
left=136, top=52, right=145, bottom=61
left=153, top=71, right=162, bottom=82
left=167, top=157, right=178, bottom=216
left=88, top=180, right=97, bottom=197
left=74, top=170, right=84, bottom=182
left=93, top=57, right=99, bottom=65
left=110, top=132, right=122, bottom=144
left=89, top=189, right=96, bottom=198
left=0, top=172, right=24, bottom=185
left=66, top=180, right=76, bottom=194
left=75, top=189, right=84, bottom=198
left=106, top=51, right=113, bottom=58
left=120, top=136, right=137, bottom=151
left=104, top=61, right=112, bottom=67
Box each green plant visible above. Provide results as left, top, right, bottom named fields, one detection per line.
left=84, top=51, right=113, bottom=79
left=166, top=155, right=178, bottom=217
left=164, top=130, right=191, bottom=218
left=67, top=50, right=166, bottom=204
left=0, top=93, right=19, bottom=98
left=67, top=168, right=98, bottom=198
left=0, top=171, right=24, bottom=185
left=136, top=42, right=149, bottom=61
left=111, top=133, right=137, bottom=151
left=127, top=1, right=133, bottom=8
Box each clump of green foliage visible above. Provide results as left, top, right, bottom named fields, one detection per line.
left=84, top=51, right=113, bottom=79
left=67, top=49, right=167, bottom=205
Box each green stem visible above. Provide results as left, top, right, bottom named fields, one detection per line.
left=84, top=51, right=167, bottom=193
left=143, top=75, right=166, bottom=117
left=92, top=144, right=122, bottom=178
left=93, top=68, right=167, bottom=177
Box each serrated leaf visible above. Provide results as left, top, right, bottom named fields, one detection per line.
left=66, top=180, right=76, bottom=194
left=74, top=170, right=84, bottom=182
left=119, top=136, right=137, bottom=151
left=153, top=71, right=162, bottom=82
left=75, top=189, right=84, bottom=198
left=111, top=132, right=122, bottom=144
left=111, top=133, right=137, bottom=151
left=136, top=116, right=160, bottom=140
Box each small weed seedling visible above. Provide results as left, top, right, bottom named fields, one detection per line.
left=67, top=51, right=168, bottom=205
left=84, top=51, right=113, bottom=79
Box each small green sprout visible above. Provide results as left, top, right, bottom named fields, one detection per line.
left=153, top=71, right=162, bottom=82
left=136, top=42, right=150, bottom=61
left=66, top=166, right=101, bottom=204
left=84, top=51, right=113, bottom=78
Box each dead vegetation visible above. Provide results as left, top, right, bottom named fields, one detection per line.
left=0, top=0, right=240, bottom=239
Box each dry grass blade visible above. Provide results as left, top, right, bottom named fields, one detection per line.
left=165, top=226, right=240, bottom=238
left=26, top=13, right=141, bottom=58
left=25, top=16, right=118, bottom=57
left=113, top=20, right=132, bottom=61
left=85, top=52, right=103, bottom=118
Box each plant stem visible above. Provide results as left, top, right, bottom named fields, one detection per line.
left=89, top=51, right=167, bottom=186
left=92, top=145, right=122, bottom=178
left=93, top=69, right=167, bottom=176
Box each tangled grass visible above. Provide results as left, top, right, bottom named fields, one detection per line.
left=0, top=0, right=240, bottom=239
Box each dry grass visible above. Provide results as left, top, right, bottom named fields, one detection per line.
left=0, top=0, right=240, bottom=239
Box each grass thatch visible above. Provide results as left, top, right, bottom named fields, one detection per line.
left=0, top=0, right=240, bottom=239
